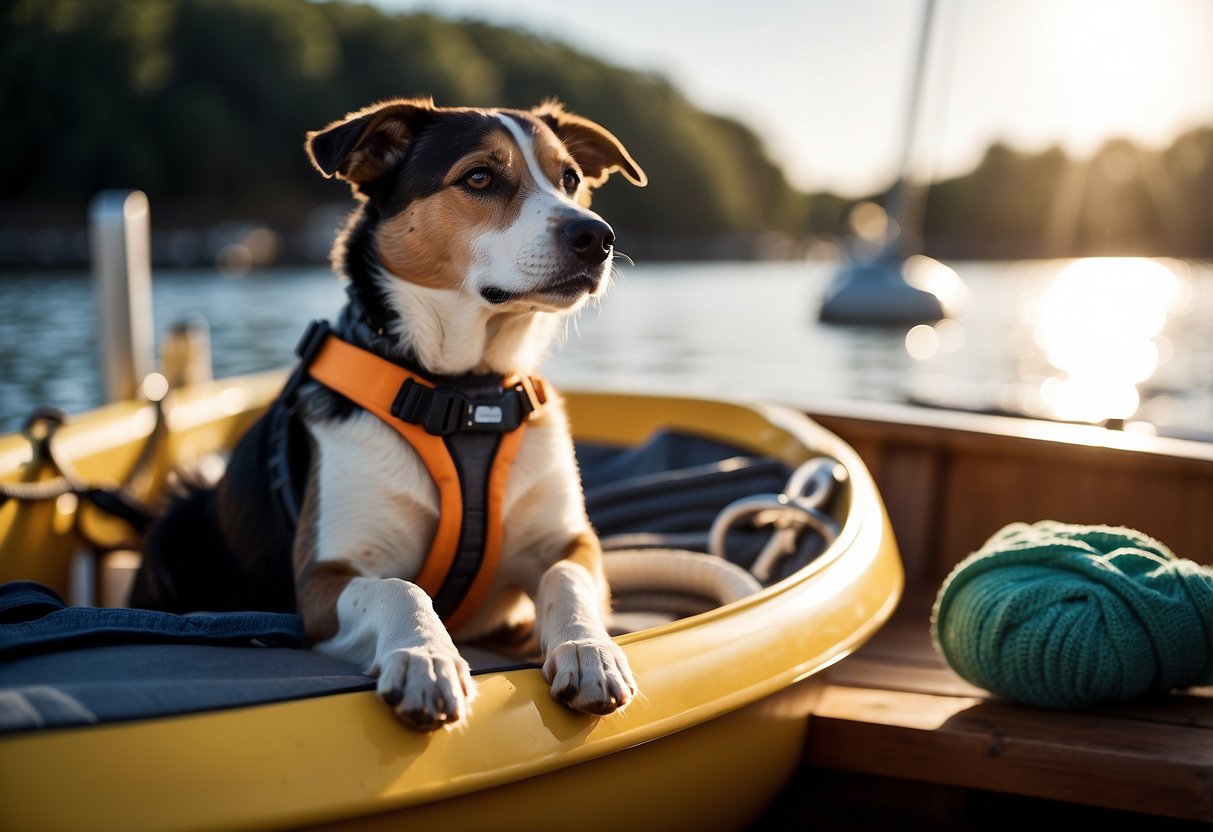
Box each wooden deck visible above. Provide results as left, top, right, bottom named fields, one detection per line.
left=808, top=586, right=1213, bottom=822
left=796, top=402, right=1213, bottom=824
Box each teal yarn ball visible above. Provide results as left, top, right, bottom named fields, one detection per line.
left=931, top=521, right=1213, bottom=710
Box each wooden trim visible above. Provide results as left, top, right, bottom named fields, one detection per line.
left=800, top=400, right=1213, bottom=582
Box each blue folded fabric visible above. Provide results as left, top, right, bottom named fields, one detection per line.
left=0, top=581, right=304, bottom=660
left=0, top=582, right=370, bottom=733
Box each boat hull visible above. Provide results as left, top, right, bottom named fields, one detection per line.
left=0, top=381, right=903, bottom=831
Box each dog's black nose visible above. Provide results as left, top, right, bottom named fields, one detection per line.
left=563, top=218, right=615, bottom=265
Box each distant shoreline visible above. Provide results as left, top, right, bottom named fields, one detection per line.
left=0, top=222, right=1195, bottom=273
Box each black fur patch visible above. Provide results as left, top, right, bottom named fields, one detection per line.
left=368, top=112, right=504, bottom=215
left=340, top=111, right=508, bottom=333
left=131, top=409, right=300, bottom=614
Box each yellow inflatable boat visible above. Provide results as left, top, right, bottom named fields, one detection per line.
left=0, top=375, right=902, bottom=832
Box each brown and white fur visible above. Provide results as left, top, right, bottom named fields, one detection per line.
left=131, top=98, right=647, bottom=730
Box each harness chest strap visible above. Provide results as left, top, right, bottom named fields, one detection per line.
left=303, top=331, right=544, bottom=632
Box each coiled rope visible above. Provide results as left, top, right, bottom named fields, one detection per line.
left=0, top=404, right=162, bottom=552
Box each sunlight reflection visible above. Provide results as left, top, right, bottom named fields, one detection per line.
left=903, top=256, right=974, bottom=319
left=905, top=324, right=938, bottom=361
left=905, top=319, right=965, bottom=362
left=1032, top=258, right=1182, bottom=423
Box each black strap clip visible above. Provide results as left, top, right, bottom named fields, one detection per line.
left=391, top=378, right=538, bottom=436
left=295, top=319, right=332, bottom=366
left=424, top=387, right=471, bottom=435
left=392, top=380, right=468, bottom=436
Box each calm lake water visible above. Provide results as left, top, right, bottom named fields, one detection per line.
left=1, top=258, right=1210, bottom=439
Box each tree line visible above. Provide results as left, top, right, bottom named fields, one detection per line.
left=921, top=131, right=1213, bottom=260
left=2, top=0, right=1210, bottom=263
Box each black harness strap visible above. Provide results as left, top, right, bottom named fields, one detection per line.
left=266, top=401, right=309, bottom=528
left=430, top=431, right=500, bottom=621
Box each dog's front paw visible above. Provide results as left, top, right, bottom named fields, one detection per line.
left=543, top=637, right=636, bottom=716
left=376, top=646, right=475, bottom=731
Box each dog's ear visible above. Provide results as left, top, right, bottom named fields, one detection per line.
left=532, top=101, right=647, bottom=190
left=306, top=98, right=435, bottom=186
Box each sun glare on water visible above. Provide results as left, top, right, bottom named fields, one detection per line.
left=1031, top=258, right=1183, bottom=424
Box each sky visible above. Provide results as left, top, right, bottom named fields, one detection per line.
left=366, top=0, right=1213, bottom=197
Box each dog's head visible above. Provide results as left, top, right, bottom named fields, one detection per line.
left=307, top=98, right=646, bottom=315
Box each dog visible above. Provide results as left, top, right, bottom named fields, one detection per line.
left=130, top=97, right=647, bottom=730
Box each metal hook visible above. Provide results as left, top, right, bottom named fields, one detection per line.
left=707, top=457, right=844, bottom=582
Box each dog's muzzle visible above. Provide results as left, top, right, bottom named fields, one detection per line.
left=480, top=217, right=615, bottom=306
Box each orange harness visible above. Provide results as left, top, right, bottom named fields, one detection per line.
left=294, top=322, right=545, bottom=632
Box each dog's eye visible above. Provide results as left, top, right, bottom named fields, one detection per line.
left=561, top=168, right=580, bottom=193
left=463, top=168, right=493, bottom=191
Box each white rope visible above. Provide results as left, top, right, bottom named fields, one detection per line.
left=604, top=548, right=762, bottom=622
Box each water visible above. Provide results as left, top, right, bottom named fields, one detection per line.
left=1, top=258, right=1210, bottom=439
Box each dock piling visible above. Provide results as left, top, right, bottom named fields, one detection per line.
left=90, top=190, right=154, bottom=403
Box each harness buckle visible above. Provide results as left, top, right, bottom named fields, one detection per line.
left=391, top=378, right=428, bottom=424
left=392, top=380, right=469, bottom=436
left=390, top=376, right=545, bottom=436
left=470, top=392, right=521, bottom=432
left=424, top=387, right=469, bottom=436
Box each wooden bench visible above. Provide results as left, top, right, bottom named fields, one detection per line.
left=798, top=403, right=1213, bottom=823
left=806, top=584, right=1213, bottom=822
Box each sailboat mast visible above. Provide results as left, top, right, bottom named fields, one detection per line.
left=886, top=0, right=937, bottom=256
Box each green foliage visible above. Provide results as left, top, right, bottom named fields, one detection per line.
left=923, top=142, right=1070, bottom=255
left=2, top=0, right=1210, bottom=258
left=0, top=0, right=809, bottom=241
left=921, top=131, right=1213, bottom=258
